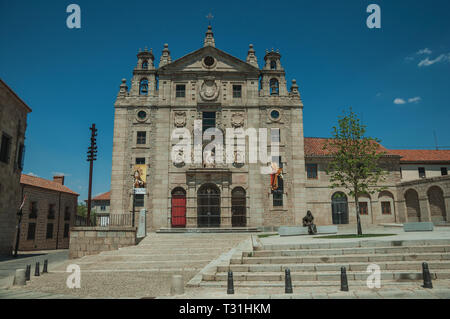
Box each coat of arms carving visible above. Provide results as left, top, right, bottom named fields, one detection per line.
left=231, top=112, right=245, bottom=128
left=174, top=111, right=187, bottom=127
left=199, top=79, right=220, bottom=101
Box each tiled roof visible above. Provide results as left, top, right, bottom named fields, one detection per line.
left=304, top=137, right=391, bottom=157
left=92, top=191, right=111, bottom=201
left=388, top=149, right=450, bottom=163
left=20, top=174, right=79, bottom=196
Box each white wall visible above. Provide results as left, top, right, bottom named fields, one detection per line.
left=400, top=164, right=449, bottom=181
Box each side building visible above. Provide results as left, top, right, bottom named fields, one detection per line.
left=18, top=174, right=79, bottom=251
left=0, top=79, right=31, bottom=255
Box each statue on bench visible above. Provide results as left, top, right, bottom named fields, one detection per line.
left=303, top=211, right=317, bottom=235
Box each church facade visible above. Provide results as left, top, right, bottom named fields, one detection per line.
left=110, top=26, right=450, bottom=231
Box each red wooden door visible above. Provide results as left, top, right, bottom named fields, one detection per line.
left=171, top=195, right=186, bottom=227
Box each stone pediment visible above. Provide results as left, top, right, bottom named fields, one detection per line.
left=157, top=46, right=259, bottom=74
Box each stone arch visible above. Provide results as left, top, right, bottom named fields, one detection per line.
left=427, top=186, right=447, bottom=222
left=197, top=183, right=221, bottom=227
left=331, top=192, right=349, bottom=225
left=378, top=190, right=395, bottom=216
left=357, top=193, right=371, bottom=217
left=269, top=78, right=279, bottom=96
left=139, top=78, right=149, bottom=95
left=405, top=189, right=421, bottom=222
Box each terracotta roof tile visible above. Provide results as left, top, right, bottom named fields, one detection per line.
left=304, top=137, right=390, bottom=157
left=388, top=149, right=450, bottom=163
left=20, top=174, right=79, bottom=196
left=92, top=191, right=111, bottom=201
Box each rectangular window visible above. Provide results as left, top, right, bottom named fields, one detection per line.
left=176, top=84, right=186, bottom=98
left=441, top=167, right=448, bottom=176
left=232, top=85, right=242, bottom=98
left=399, top=167, right=403, bottom=179
left=359, top=202, right=368, bottom=215
left=48, top=204, right=55, bottom=219
left=0, top=133, right=12, bottom=164
left=29, top=201, right=38, bottom=219
left=46, top=223, right=54, bottom=239
left=418, top=167, right=426, bottom=178
left=273, top=175, right=284, bottom=207
left=306, top=164, right=318, bottom=179
left=17, top=144, right=25, bottom=170
left=202, top=112, right=216, bottom=133
left=137, top=131, right=146, bottom=145
left=63, top=224, right=70, bottom=238
left=135, top=194, right=145, bottom=207
left=64, top=206, right=70, bottom=221
left=381, top=201, right=392, bottom=215
left=27, top=223, right=36, bottom=240
left=271, top=128, right=280, bottom=143
left=136, top=157, right=146, bottom=164
left=101, top=206, right=106, bottom=211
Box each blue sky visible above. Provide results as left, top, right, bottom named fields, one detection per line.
left=1, top=0, right=449, bottom=201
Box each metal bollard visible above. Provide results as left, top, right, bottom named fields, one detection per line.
left=285, top=268, right=293, bottom=294
left=170, top=275, right=184, bottom=295
left=422, top=262, right=433, bottom=289
left=25, top=265, right=31, bottom=281
left=13, top=269, right=26, bottom=286
left=340, top=267, right=349, bottom=291
left=43, top=260, right=48, bottom=273
left=34, top=262, right=40, bottom=277
left=227, top=271, right=235, bottom=295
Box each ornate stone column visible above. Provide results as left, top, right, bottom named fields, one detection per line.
left=221, top=181, right=232, bottom=228
left=186, top=181, right=196, bottom=227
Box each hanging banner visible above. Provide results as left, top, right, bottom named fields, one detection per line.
left=133, top=164, right=147, bottom=194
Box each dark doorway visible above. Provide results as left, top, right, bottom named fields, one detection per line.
left=197, top=184, right=221, bottom=227
left=232, top=187, right=246, bottom=227
left=171, top=188, right=186, bottom=227
left=331, top=192, right=349, bottom=225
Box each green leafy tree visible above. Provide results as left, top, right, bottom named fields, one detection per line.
left=323, top=108, right=387, bottom=236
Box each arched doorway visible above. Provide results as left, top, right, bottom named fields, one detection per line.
left=405, top=189, right=421, bottom=222
left=171, top=188, right=186, bottom=227
left=232, top=187, right=246, bottom=227
left=331, top=192, right=349, bottom=224
left=197, top=184, right=221, bottom=227
left=428, top=186, right=447, bottom=222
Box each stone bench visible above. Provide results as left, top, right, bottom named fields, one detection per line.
left=278, top=225, right=338, bottom=237
left=403, top=222, right=434, bottom=232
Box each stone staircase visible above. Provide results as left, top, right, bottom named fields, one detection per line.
left=200, top=239, right=450, bottom=288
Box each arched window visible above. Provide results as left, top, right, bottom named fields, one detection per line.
left=427, top=186, right=447, bottom=222
left=270, top=78, right=279, bottom=96
left=139, top=78, right=148, bottom=95
left=270, top=60, right=277, bottom=70
left=405, top=189, right=421, bottom=222
left=331, top=192, right=349, bottom=224
left=171, top=187, right=186, bottom=227
left=232, top=187, right=246, bottom=227
left=142, top=60, right=148, bottom=70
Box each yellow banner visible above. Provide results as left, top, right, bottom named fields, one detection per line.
left=133, top=164, right=147, bottom=189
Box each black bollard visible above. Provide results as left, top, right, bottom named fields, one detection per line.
left=43, top=260, right=48, bottom=273
left=340, top=267, right=349, bottom=291
left=34, top=262, right=40, bottom=277
left=285, top=268, right=293, bottom=294
left=25, top=265, right=31, bottom=281
left=422, top=262, right=433, bottom=289
left=227, top=271, right=235, bottom=295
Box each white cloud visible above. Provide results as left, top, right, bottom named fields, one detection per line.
left=418, top=53, right=450, bottom=67
left=393, top=98, right=406, bottom=105
left=417, top=48, right=432, bottom=55
left=27, top=172, right=39, bottom=177
left=408, top=97, right=422, bottom=103
left=52, top=172, right=71, bottom=177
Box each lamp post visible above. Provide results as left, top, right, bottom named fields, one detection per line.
left=132, top=188, right=136, bottom=227
left=86, top=124, right=98, bottom=226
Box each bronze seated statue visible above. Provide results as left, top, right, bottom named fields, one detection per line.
left=302, top=210, right=318, bottom=235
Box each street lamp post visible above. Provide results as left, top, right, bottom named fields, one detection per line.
left=132, top=188, right=136, bottom=228
left=86, top=124, right=98, bottom=226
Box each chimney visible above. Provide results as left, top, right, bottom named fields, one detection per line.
left=53, top=175, right=65, bottom=185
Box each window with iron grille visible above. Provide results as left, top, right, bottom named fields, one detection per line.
left=27, top=223, right=36, bottom=240
left=136, top=157, right=146, bottom=164
left=64, top=206, right=70, bottom=221
left=0, top=133, right=12, bottom=164
left=202, top=112, right=216, bottom=133
left=46, top=223, right=54, bottom=239
left=63, top=224, right=70, bottom=238
left=176, top=84, right=186, bottom=98
left=232, top=85, right=242, bottom=98
left=418, top=167, right=426, bottom=178
left=135, top=194, right=144, bottom=207
left=17, top=144, right=25, bottom=170
left=306, top=164, right=318, bottom=179
left=137, top=131, right=146, bottom=145
left=48, top=204, right=55, bottom=219
left=441, top=167, right=448, bottom=176
left=101, top=205, right=106, bottom=211
left=359, top=202, right=368, bottom=215
left=381, top=201, right=391, bottom=215
left=273, top=176, right=284, bottom=207
left=29, top=201, right=38, bottom=219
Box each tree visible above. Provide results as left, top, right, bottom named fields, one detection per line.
left=323, top=108, right=387, bottom=236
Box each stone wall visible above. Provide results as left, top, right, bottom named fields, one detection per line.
left=69, top=226, right=137, bottom=259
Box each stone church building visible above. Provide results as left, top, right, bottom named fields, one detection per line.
left=110, top=26, right=450, bottom=231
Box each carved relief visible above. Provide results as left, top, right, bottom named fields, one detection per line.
left=231, top=112, right=245, bottom=128
left=199, top=79, right=220, bottom=101
left=174, top=111, right=187, bottom=127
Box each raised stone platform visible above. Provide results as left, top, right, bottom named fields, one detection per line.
left=278, top=225, right=338, bottom=237
left=403, top=222, right=434, bottom=232
left=157, top=227, right=260, bottom=234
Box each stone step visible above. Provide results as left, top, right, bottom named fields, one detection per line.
left=251, top=245, right=450, bottom=257
left=218, top=260, right=450, bottom=273
left=75, top=260, right=211, bottom=270
left=237, top=252, right=450, bottom=265
left=103, top=247, right=227, bottom=255
left=81, top=254, right=219, bottom=262
left=208, top=270, right=450, bottom=282
left=260, top=239, right=450, bottom=251
left=157, top=227, right=260, bottom=233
